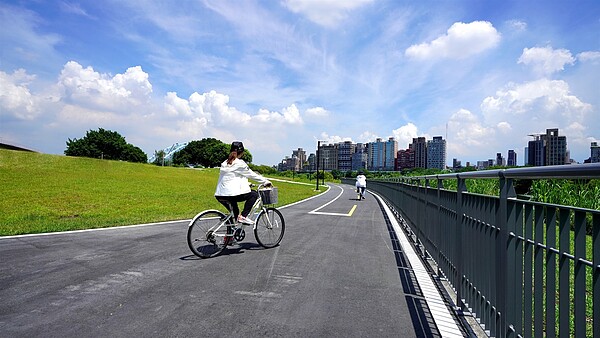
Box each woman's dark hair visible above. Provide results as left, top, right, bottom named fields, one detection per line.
left=227, top=141, right=245, bottom=165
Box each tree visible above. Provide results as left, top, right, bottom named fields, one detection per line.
left=153, top=150, right=166, bottom=166
left=331, top=169, right=342, bottom=180
left=249, top=164, right=277, bottom=175
left=65, top=128, right=147, bottom=163
left=172, top=138, right=254, bottom=167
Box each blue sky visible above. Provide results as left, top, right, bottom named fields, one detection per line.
left=1, top=0, right=599, bottom=166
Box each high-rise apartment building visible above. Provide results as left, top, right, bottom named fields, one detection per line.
left=527, top=136, right=545, bottom=166
left=369, top=138, right=384, bottom=171
left=352, top=143, right=368, bottom=170
left=396, top=149, right=414, bottom=170
left=318, top=143, right=338, bottom=171
left=507, top=150, right=517, bottom=166
left=496, top=152, right=505, bottom=167
left=384, top=137, right=398, bottom=171
left=411, top=137, right=427, bottom=169
left=307, top=153, right=316, bottom=171
left=544, top=128, right=568, bottom=165
left=527, top=128, right=569, bottom=166
left=337, top=141, right=355, bottom=172
left=292, top=148, right=306, bottom=170
left=368, top=137, right=397, bottom=171
left=452, top=158, right=462, bottom=170
left=427, top=136, right=446, bottom=170
left=591, top=142, right=600, bottom=163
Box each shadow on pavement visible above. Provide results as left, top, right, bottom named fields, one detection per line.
left=179, top=242, right=263, bottom=260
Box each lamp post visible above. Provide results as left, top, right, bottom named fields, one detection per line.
left=316, top=141, right=321, bottom=191
left=322, top=156, right=327, bottom=186
left=315, top=140, right=329, bottom=190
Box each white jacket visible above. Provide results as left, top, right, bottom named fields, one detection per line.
left=214, top=158, right=269, bottom=196
left=355, top=174, right=367, bottom=188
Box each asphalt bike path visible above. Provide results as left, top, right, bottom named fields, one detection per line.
left=0, top=183, right=463, bottom=337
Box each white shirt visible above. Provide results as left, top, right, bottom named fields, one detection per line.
left=355, top=174, right=367, bottom=188
left=214, top=158, right=269, bottom=196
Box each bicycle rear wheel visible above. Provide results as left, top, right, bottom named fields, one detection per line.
left=187, top=210, right=228, bottom=258
left=254, top=207, right=285, bottom=248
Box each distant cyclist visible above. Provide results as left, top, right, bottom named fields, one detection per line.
left=355, top=171, right=367, bottom=199
left=215, top=141, right=271, bottom=225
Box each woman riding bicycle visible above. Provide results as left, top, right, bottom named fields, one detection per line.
left=215, top=141, right=271, bottom=225
left=355, top=171, right=366, bottom=199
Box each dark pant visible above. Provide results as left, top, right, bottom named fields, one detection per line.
left=216, top=191, right=259, bottom=218
left=357, top=186, right=365, bottom=197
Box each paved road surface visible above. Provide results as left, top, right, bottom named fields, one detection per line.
left=0, top=184, right=460, bottom=337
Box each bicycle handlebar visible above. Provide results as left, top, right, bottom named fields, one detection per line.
left=250, top=183, right=273, bottom=189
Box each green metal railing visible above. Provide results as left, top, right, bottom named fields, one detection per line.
left=362, top=163, right=600, bottom=337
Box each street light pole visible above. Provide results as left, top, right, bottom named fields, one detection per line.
left=322, top=157, right=326, bottom=186
left=316, top=141, right=320, bottom=191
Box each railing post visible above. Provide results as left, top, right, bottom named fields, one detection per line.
left=437, top=178, right=443, bottom=277
left=594, top=213, right=600, bottom=338
left=456, top=176, right=466, bottom=310
left=496, top=173, right=516, bottom=337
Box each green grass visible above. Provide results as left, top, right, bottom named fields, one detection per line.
left=0, top=150, right=322, bottom=236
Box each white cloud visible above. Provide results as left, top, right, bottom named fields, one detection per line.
left=318, top=132, right=351, bottom=144
left=447, top=109, right=496, bottom=154
left=164, top=92, right=193, bottom=117
left=164, top=91, right=304, bottom=137
left=518, top=46, right=575, bottom=75
left=253, top=104, right=303, bottom=125
left=0, top=69, right=38, bottom=120
left=405, top=21, right=501, bottom=60
left=58, top=61, right=153, bottom=112
left=281, top=104, right=302, bottom=124
left=481, top=78, right=591, bottom=122
left=357, top=131, right=379, bottom=144
left=305, top=107, right=329, bottom=117
left=497, top=121, right=512, bottom=133
left=283, top=0, right=374, bottom=28
left=392, top=123, right=419, bottom=149
left=577, top=51, right=600, bottom=62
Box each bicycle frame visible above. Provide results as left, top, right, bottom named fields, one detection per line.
left=208, top=183, right=271, bottom=237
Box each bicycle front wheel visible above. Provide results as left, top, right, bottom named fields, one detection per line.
left=254, top=207, right=285, bottom=248
left=187, top=210, right=228, bottom=258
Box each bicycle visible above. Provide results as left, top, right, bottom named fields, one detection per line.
left=356, top=186, right=366, bottom=200
left=187, top=184, right=285, bottom=258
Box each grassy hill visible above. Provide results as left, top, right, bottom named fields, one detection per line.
left=0, top=150, right=321, bottom=236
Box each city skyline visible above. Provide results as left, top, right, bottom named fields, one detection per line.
left=279, top=127, right=597, bottom=171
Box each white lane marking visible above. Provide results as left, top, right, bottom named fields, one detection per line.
left=308, top=185, right=356, bottom=217
left=372, top=191, right=464, bottom=338
left=277, top=184, right=330, bottom=210
left=0, top=220, right=184, bottom=239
